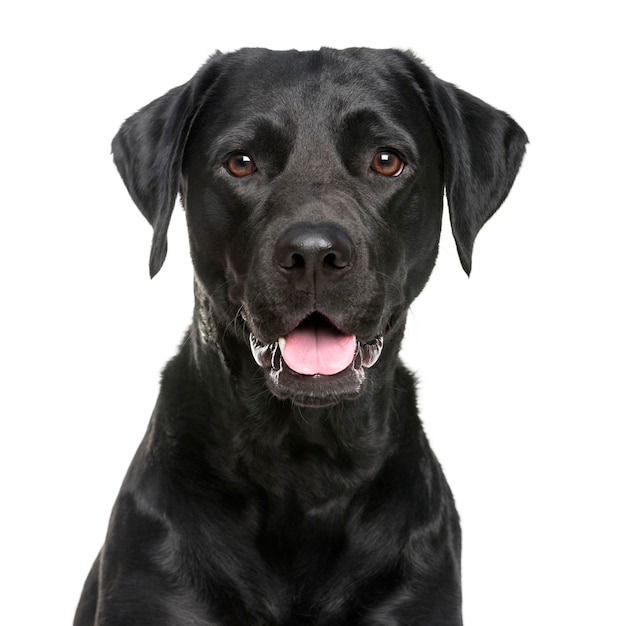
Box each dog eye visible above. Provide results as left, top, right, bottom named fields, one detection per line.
left=371, top=151, right=405, bottom=177
left=226, top=153, right=257, bottom=177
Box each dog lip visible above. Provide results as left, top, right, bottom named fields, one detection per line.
left=249, top=333, right=281, bottom=369
left=356, top=335, right=384, bottom=369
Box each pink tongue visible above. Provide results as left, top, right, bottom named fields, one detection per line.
left=281, top=321, right=356, bottom=376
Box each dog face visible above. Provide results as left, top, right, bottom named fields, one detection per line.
left=112, top=48, right=527, bottom=407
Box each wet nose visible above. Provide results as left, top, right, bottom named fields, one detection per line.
left=274, top=223, right=353, bottom=292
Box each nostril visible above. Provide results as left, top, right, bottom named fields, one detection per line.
left=324, top=251, right=348, bottom=270
left=276, top=249, right=307, bottom=270
left=291, top=253, right=305, bottom=269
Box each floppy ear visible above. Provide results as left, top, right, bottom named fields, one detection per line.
left=412, top=61, right=528, bottom=275
left=112, top=55, right=223, bottom=277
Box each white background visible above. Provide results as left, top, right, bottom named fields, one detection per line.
left=1, top=1, right=616, bottom=624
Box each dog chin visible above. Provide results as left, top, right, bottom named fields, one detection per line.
left=249, top=334, right=384, bottom=407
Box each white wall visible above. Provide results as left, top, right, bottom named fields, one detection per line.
left=1, top=1, right=616, bottom=624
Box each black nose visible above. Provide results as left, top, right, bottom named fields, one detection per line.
left=274, top=223, right=353, bottom=292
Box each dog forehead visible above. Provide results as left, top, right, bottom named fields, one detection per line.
left=209, top=47, right=413, bottom=118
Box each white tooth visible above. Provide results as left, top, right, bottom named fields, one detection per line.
left=278, top=337, right=286, bottom=353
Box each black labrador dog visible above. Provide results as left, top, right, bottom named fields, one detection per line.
left=74, top=48, right=526, bottom=625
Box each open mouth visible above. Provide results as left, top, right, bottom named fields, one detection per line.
left=249, top=313, right=383, bottom=406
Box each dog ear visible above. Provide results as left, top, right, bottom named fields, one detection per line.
left=112, top=56, right=223, bottom=277
left=411, top=60, right=528, bottom=275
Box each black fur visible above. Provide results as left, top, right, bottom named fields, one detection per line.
left=75, top=48, right=526, bottom=625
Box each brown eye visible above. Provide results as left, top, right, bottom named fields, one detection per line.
left=371, top=151, right=404, bottom=177
left=226, top=153, right=257, bottom=177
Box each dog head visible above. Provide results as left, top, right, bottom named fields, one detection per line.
left=112, top=48, right=527, bottom=407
